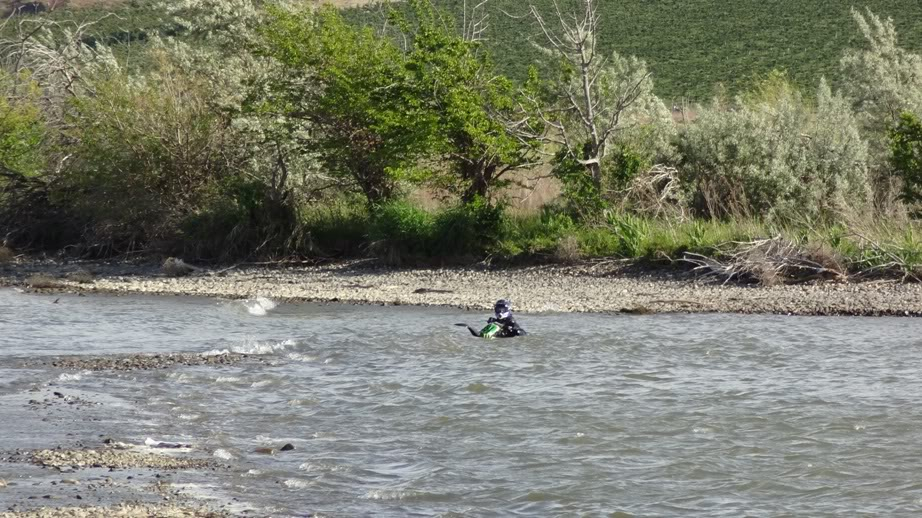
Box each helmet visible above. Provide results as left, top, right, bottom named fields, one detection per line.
left=494, top=299, right=512, bottom=320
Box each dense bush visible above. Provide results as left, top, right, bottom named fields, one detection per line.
left=841, top=9, right=922, bottom=134
left=0, top=74, right=47, bottom=177
left=368, top=197, right=506, bottom=264
left=677, top=74, right=870, bottom=220
left=60, top=57, right=249, bottom=254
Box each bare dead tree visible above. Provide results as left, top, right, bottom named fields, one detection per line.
left=526, top=0, right=654, bottom=188
left=0, top=13, right=119, bottom=114
left=462, top=0, right=491, bottom=42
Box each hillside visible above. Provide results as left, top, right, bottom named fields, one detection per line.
left=5, top=0, right=922, bottom=101
left=356, top=0, right=922, bottom=101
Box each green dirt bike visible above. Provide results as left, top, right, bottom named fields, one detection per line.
left=456, top=322, right=503, bottom=339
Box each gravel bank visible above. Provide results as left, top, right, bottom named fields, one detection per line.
left=32, top=353, right=260, bottom=372
left=2, top=259, right=921, bottom=316
left=24, top=449, right=214, bottom=471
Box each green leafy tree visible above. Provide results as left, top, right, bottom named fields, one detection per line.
left=402, top=0, right=542, bottom=203
left=890, top=112, right=922, bottom=206
left=253, top=6, right=439, bottom=206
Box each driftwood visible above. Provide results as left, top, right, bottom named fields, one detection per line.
left=681, top=237, right=848, bottom=286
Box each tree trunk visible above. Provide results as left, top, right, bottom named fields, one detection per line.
left=461, top=160, right=496, bottom=203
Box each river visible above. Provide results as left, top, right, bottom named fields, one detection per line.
left=2, top=288, right=922, bottom=516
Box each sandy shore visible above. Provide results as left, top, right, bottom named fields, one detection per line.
left=2, top=259, right=922, bottom=316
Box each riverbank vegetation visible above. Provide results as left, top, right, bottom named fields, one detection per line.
left=1, top=0, right=922, bottom=284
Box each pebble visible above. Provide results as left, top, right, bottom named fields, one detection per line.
left=27, top=448, right=213, bottom=470
left=44, top=353, right=256, bottom=372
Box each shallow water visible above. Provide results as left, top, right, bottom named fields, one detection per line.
left=3, top=288, right=922, bottom=516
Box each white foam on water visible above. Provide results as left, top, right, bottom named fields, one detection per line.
left=213, top=448, right=235, bottom=460
left=232, top=339, right=296, bottom=355
left=169, top=483, right=262, bottom=516
left=215, top=376, right=242, bottom=383
left=245, top=469, right=263, bottom=477
left=243, top=296, right=279, bottom=316
left=204, top=338, right=296, bottom=357
left=299, top=461, right=349, bottom=473
left=178, top=413, right=200, bottom=421
left=287, top=353, right=318, bottom=363
left=58, top=371, right=89, bottom=382
left=365, top=489, right=417, bottom=501
left=283, top=479, right=313, bottom=489
left=250, top=380, right=273, bottom=388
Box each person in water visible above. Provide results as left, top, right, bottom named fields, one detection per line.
left=485, top=299, right=526, bottom=338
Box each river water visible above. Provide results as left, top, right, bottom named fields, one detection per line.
left=2, top=288, right=922, bottom=516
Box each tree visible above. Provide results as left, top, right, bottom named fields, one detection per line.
left=403, top=0, right=541, bottom=203
left=527, top=0, right=668, bottom=193
left=253, top=6, right=439, bottom=206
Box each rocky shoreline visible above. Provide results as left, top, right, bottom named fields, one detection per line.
left=0, top=352, right=278, bottom=518
left=2, top=259, right=922, bottom=317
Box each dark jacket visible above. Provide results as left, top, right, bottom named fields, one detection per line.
left=488, top=316, right=527, bottom=337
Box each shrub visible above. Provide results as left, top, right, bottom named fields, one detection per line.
left=554, top=235, right=582, bottom=263
left=889, top=112, right=922, bottom=207
left=678, top=74, right=870, bottom=220
left=0, top=73, right=47, bottom=178
left=299, top=197, right=370, bottom=257
left=61, top=55, right=249, bottom=253
left=430, top=197, right=505, bottom=257
left=498, top=208, right=576, bottom=257
left=841, top=9, right=922, bottom=134
left=0, top=246, right=13, bottom=263
left=368, top=201, right=436, bottom=264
